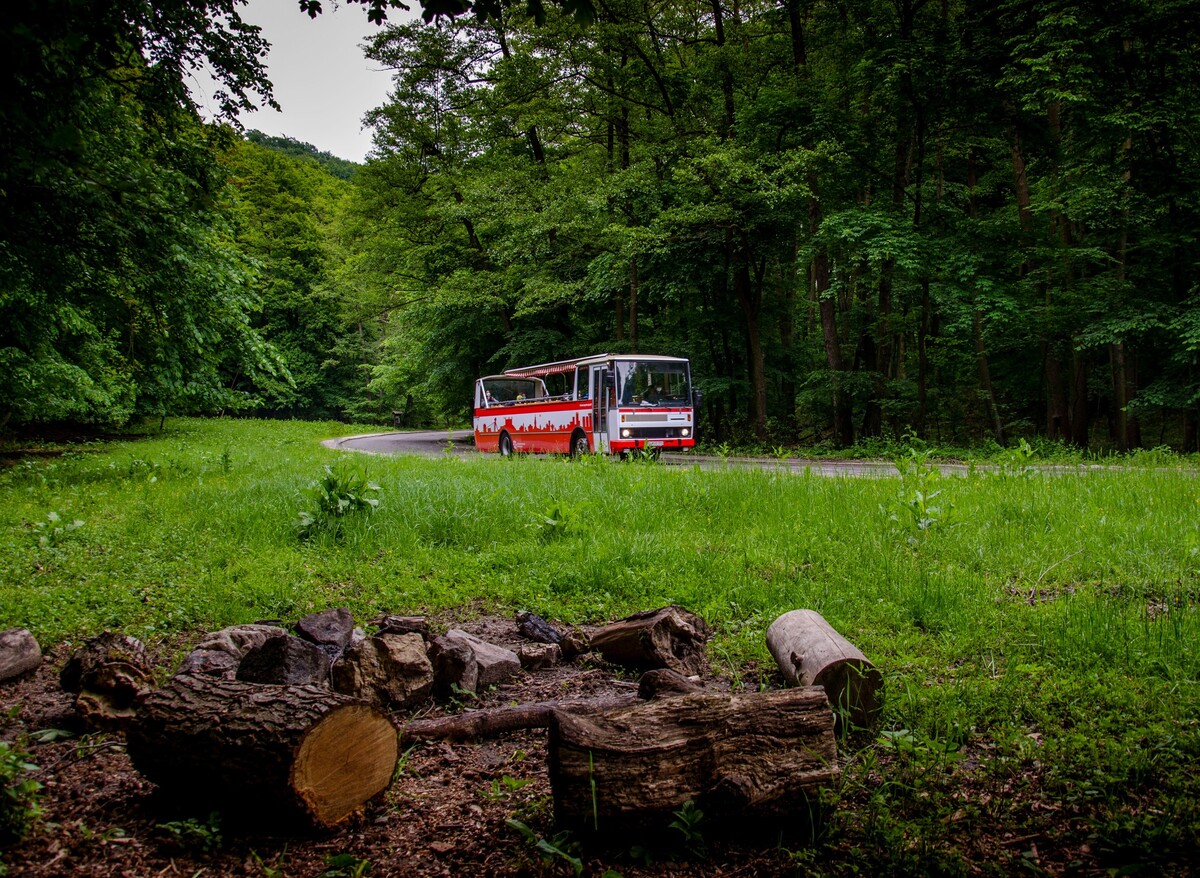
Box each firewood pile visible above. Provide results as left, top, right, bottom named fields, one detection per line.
left=1, top=606, right=883, bottom=839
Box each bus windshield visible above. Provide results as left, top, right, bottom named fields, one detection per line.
left=614, top=360, right=691, bottom=407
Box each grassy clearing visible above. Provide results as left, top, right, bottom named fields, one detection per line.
left=2, top=417, right=1198, bottom=873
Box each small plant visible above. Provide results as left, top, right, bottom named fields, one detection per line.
left=669, top=798, right=707, bottom=857
left=251, top=847, right=287, bottom=878
left=506, top=818, right=583, bottom=876
left=32, top=511, right=84, bottom=548
left=530, top=500, right=581, bottom=542
left=0, top=740, right=42, bottom=844
left=482, top=774, right=532, bottom=801
left=296, top=465, right=380, bottom=541
left=156, top=811, right=223, bottom=854
left=320, top=853, right=372, bottom=877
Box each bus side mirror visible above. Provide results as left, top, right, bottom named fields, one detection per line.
left=692, top=389, right=704, bottom=409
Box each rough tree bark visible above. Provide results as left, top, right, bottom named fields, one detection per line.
left=548, top=688, right=838, bottom=833
left=588, top=606, right=709, bottom=675
left=127, top=675, right=398, bottom=828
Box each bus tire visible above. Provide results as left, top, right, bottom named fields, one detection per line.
left=498, top=432, right=514, bottom=457
left=569, top=430, right=590, bottom=459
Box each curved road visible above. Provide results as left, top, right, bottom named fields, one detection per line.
left=325, top=429, right=916, bottom=477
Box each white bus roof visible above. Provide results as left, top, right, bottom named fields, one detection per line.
left=503, top=353, right=689, bottom=379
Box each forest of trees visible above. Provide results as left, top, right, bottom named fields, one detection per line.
left=4, top=0, right=1200, bottom=449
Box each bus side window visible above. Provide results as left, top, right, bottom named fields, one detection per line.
left=576, top=367, right=589, bottom=399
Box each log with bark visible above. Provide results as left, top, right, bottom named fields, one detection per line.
left=127, top=675, right=398, bottom=828
left=588, top=606, right=709, bottom=675
left=766, top=610, right=883, bottom=729
left=0, top=628, right=41, bottom=682
left=548, top=688, right=837, bottom=835
left=399, top=696, right=634, bottom=744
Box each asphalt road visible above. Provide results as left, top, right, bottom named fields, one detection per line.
left=324, top=429, right=918, bottom=477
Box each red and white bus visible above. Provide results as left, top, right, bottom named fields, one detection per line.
left=473, top=353, right=698, bottom=457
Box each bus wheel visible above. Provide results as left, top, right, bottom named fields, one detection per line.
left=569, top=431, right=589, bottom=459
left=499, top=433, right=514, bottom=457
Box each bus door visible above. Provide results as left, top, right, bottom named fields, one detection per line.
left=590, top=365, right=609, bottom=452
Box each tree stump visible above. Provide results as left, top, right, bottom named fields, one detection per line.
left=0, top=628, right=41, bottom=682
left=766, top=610, right=883, bottom=729
left=548, top=688, right=838, bottom=835
left=127, top=675, right=398, bottom=828
left=588, top=606, right=709, bottom=675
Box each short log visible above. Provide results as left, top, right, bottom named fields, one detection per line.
left=127, top=675, right=398, bottom=828
left=588, top=606, right=709, bottom=675
left=549, top=688, right=838, bottom=834
left=766, top=610, right=883, bottom=729
left=0, top=628, right=41, bottom=682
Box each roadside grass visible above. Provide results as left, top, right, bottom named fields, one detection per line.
left=1, top=417, right=1198, bottom=873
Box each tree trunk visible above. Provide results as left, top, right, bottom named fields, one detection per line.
left=127, top=675, right=398, bottom=828
left=589, top=606, right=709, bottom=676
left=766, top=610, right=883, bottom=730
left=735, top=241, right=767, bottom=440
left=548, top=688, right=838, bottom=834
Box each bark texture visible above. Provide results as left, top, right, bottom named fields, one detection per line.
left=588, top=606, right=709, bottom=675
left=549, top=688, right=838, bottom=833
left=127, top=675, right=398, bottom=828
left=766, top=610, right=883, bottom=729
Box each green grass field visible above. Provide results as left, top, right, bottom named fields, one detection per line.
left=2, top=418, right=1198, bottom=874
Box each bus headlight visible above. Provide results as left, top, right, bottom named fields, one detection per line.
left=621, top=428, right=632, bottom=438
left=681, top=428, right=690, bottom=437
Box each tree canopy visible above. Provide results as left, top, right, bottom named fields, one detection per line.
left=4, top=0, right=1200, bottom=450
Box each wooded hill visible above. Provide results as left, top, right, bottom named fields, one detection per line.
left=4, top=0, right=1200, bottom=450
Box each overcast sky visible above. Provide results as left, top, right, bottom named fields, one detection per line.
left=191, top=0, right=418, bottom=163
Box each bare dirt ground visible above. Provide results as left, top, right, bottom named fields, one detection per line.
left=0, top=612, right=814, bottom=878
left=0, top=610, right=1134, bottom=878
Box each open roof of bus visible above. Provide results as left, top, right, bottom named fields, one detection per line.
left=503, top=353, right=688, bottom=379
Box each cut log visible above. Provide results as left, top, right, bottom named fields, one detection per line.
left=127, top=675, right=398, bottom=828
left=59, top=632, right=155, bottom=730
left=332, top=633, right=433, bottom=709
left=236, top=634, right=331, bottom=687
left=549, top=688, right=837, bottom=834
left=0, top=628, right=41, bottom=682
left=588, top=606, right=709, bottom=675
left=400, top=696, right=634, bottom=744
left=766, top=610, right=883, bottom=729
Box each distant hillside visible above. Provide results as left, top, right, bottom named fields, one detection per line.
left=245, top=130, right=360, bottom=180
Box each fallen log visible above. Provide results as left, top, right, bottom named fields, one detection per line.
left=0, top=628, right=41, bottom=682
left=126, top=675, right=398, bottom=828
left=766, top=610, right=883, bottom=729
left=588, top=606, right=709, bottom=675
left=400, top=696, right=635, bottom=744
left=549, top=688, right=838, bottom=834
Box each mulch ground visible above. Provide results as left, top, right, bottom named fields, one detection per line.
left=1, top=613, right=812, bottom=878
